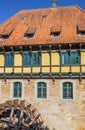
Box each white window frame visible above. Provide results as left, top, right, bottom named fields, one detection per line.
left=60, top=79, right=76, bottom=100
left=10, top=80, right=24, bottom=99
left=34, top=80, right=49, bottom=99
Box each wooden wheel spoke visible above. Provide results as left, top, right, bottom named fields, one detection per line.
left=0, top=100, right=44, bottom=130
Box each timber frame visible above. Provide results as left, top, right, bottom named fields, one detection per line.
left=0, top=43, right=85, bottom=82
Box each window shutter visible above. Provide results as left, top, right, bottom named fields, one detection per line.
left=71, top=52, right=80, bottom=65
left=5, top=54, right=13, bottom=67
left=61, top=52, right=69, bottom=65
left=23, top=53, right=31, bottom=66
left=32, top=53, right=40, bottom=66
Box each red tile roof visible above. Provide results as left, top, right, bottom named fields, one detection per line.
left=25, top=26, right=36, bottom=35
left=78, top=23, right=85, bottom=32
left=0, top=28, right=13, bottom=36
left=0, top=5, right=85, bottom=47
left=51, top=25, right=61, bottom=33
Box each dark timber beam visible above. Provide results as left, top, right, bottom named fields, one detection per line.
left=39, top=45, right=42, bottom=77
left=49, top=45, right=52, bottom=77
left=69, top=44, right=72, bottom=77
left=59, top=44, right=61, bottom=77
left=20, top=46, right=23, bottom=77
left=29, top=46, right=32, bottom=77
left=2, top=47, right=6, bottom=81
left=10, top=46, right=14, bottom=77
left=79, top=43, right=82, bottom=83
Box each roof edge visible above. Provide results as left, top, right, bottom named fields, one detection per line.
left=75, top=5, right=85, bottom=13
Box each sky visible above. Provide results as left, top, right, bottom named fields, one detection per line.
left=0, top=0, right=85, bottom=24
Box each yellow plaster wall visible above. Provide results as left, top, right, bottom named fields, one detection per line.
left=14, top=68, right=22, bottom=73
left=5, top=68, right=13, bottom=73
left=42, top=67, right=50, bottom=73
left=72, top=67, right=80, bottom=72
left=32, top=67, right=40, bottom=73
left=0, top=68, right=4, bottom=73
left=23, top=68, right=31, bottom=73
left=81, top=52, right=85, bottom=65
left=52, top=53, right=60, bottom=65
left=0, top=55, right=4, bottom=66
left=14, top=54, right=22, bottom=66
left=51, top=67, right=60, bottom=73
left=61, top=67, right=70, bottom=72
left=42, top=53, right=50, bottom=65
left=82, top=67, right=85, bottom=72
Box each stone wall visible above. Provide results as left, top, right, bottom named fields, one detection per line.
left=0, top=78, right=85, bottom=130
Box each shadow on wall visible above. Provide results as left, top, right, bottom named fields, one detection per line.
left=44, top=126, right=56, bottom=130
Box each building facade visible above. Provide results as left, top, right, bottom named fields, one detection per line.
left=0, top=5, right=85, bottom=130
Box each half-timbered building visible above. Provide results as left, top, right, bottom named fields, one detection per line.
left=0, top=2, right=85, bottom=130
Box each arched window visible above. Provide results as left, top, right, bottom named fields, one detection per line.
left=62, top=82, right=73, bottom=99
left=13, top=82, right=22, bottom=98
left=37, top=82, right=47, bottom=98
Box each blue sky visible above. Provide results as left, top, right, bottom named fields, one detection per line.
left=0, top=0, right=85, bottom=24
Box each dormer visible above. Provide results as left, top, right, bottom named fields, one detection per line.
left=51, top=25, right=61, bottom=37
left=77, top=24, right=85, bottom=36
left=24, top=26, right=36, bottom=39
left=0, top=28, right=13, bottom=40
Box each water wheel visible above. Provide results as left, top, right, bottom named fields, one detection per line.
left=0, top=100, right=44, bottom=130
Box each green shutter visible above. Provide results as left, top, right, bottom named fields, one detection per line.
left=6, top=54, right=14, bottom=67
left=61, top=52, right=69, bottom=65
left=32, top=53, right=40, bottom=66
left=23, top=53, right=31, bottom=66
left=71, top=52, right=80, bottom=65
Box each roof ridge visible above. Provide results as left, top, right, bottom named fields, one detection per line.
left=18, top=5, right=81, bottom=13
left=18, top=7, right=51, bottom=13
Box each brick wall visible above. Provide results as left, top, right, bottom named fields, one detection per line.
left=0, top=79, right=85, bottom=130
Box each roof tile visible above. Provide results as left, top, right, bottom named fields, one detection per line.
left=0, top=5, right=85, bottom=46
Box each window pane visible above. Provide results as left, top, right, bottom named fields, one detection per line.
left=23, top=53, right=31, bottom=66
left=6, top=54, right=13, bottom=67
left=13, top=82, right=22, bottom=98
left=68, top=84, right=73, bottom=99
left=32, top=53, right=40, bottom=65
left=61, top=52, right=69, bottom=65
left=63, top=82, right=73, bottom=99
left=71, top=52, right=80, bottom=65
left=37, top=82, right=47, bottom=98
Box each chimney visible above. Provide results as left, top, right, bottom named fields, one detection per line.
left=52, top=0, right=57, bottom=8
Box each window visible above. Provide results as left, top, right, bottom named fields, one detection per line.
left=0, top=35, right=9, bottom=40
left=37, top=82, right=47, bottom=98
left=61, top=52, right=69, bottom=65
left=13, top=82, right=22, bottom=98
left=23, top=53, right=31, bottom=66
left=77, top=25, right=85, bottom=36
left=24, top=26, right=36, bottom=39
left=51, top=32, right=60, bottom=37
left=71, top=52, right=80, bottom=65
left=23, top=53, right=40, bottom=66
left=51, top=25, right=61, bottom=37
left=0, top=28, right=13, bottom=40
left=5, top=54, right=14, bottom=67
left=62, top=82, right=73, bottom=99
left=25, top=33, right=34, bottom=38
left=61, top=52, right=80, bottom=65
left=32, top=53, right=40, bottom=66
